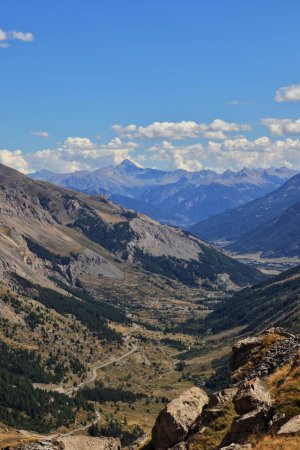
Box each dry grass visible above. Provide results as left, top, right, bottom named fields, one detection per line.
left=188, top=401, right=237, bottom=450
left=253, top=435, right=300, bottom=449
left=259, top=333, right=285, bottom=357
left=267, top=351, right=300, bottom=418
left=0, top=432, right=39, bottom=448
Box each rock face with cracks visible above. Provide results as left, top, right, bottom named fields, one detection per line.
left=232, top=377, right=272, bottom=415
left=151, top=387, right=208, bottom=450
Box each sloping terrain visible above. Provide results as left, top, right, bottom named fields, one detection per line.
left=31, top=162, right=294, bottom=227
left=178, top=264, right=300, bottom=337
left=0, top=163, right=263, bottom=290
left=229, top=200, right=300, bottom=257
left=190, top=172, right=300, bottom=243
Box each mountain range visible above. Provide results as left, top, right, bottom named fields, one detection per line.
left=31, top=161, right=295, bottom=227
left=0, top=162, right=263, bottom=292
left=191, top=172, right=300, bottom=258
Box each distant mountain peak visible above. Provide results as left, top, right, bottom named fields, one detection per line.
left=119, top=159, right=139, bottom=169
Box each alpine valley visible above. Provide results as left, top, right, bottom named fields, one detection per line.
left=0, top=160, right=300, bottom=450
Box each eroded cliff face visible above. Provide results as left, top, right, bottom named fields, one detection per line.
left=151, top=328, right=300, bottom=450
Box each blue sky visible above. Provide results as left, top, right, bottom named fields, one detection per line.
left=1, top=0, right=300, bottom=173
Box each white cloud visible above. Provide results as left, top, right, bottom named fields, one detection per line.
left=275, top=84, right=300, bottom=102
left=31, top=131, right=49, bottom=138
left=3, top=132, right=300, bottom=175
left=141, top=136, right=300, bottom=172
left=11, top=31, right=34, bottom=42
left=0, top=149, right=32, bottom=173
left=27, top=137, right=139, bottom=172
left=262, top=118, right=300, bottom=136
left=143, top=141, right=204, bottom=171
left=112, top=119, right=251, bottom=141
left=0, top=28, right=34, bottom=47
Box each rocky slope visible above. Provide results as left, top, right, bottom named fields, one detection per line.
left=150, top=328, right=300, bottom=450
left=0, top=162, right=263, bottom=291
left=31, top=162, right=295, bottom=227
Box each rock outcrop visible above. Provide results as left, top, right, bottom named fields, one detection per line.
left=230, top=328, right=300, bottom=384
left=232, top=378, right=272, bottom=415
left=151, top=328, right=300, bottom=450
left=151, top=387, right=208, bottom=450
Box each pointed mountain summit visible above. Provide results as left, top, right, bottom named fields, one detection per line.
left=118, top=159, right=140, bottom=170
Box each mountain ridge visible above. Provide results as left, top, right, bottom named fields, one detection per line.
left=0, top=162, right=263, bottom=291
left=30, top=162, right=296, bottom=227
left=190, top=172, right=300, bottom=258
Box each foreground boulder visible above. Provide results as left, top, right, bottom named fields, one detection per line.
left=233, top=378, right=272, bottom=415
left=151, top=387, right=208, bottom=449
left=221, top=408, right=271, bottom=446
left=277, top=415, right=300, bottom=435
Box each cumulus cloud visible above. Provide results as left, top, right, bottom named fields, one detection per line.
left=0, top=28, right=34, bottom=48
left=275, top=84, right=300, bottom=102
left=262, top=118, right=300, bottom=136
left=141, top=136, right=300, bottom=172
left=0, top=149, right=32, bottom=173
left=31, top=131, right=49, bottom=138
left=143, top=141, right=204, bottom=171
left=2, top=132, right=300, bottom=175
left=27, top=137, right=139, bottom=172
left=112, top=119, right=251, bottom=141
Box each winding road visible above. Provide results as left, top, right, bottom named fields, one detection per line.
left=65, top=343, right=138, bottom=395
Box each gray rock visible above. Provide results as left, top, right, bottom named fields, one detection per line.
left=277, top=415, right=300, bottom=435
left=231, top=337, right=262, bottom=373
left=233, top=378, right=272, bottom=415
left=208, top=388, right=238, bottom=408
left=221, top=408, right=268, bottom=446
left=151, top=387, right=208, bottom=450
